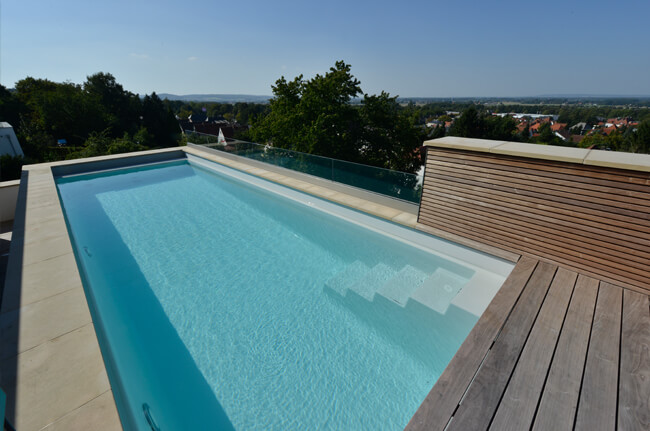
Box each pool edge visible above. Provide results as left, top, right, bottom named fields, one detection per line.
left=1, top=146, right=520, bottom=430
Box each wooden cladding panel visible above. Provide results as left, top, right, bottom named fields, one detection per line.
left=418, top=148, right=650, bottom=292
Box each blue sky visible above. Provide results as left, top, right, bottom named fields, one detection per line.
left=1, top=0, right=649, bottom=97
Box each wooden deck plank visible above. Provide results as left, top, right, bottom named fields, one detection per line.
left=532, top=275, right=599, bottom=431
left=427, top=154, right=650, bottom=201
left=444, top=261, right=557, bottom=431
left=489, top=267, right=578, bottom=431
left=427, top=149, right=650, bottom=188
left=425, top=170, right=650, bottom=221
left=525, top=255, right=650, bottom=298
left=618, top=289, right=650, bottom=430
left=405, top=256, right=536, bottom=431
left=420, top=195, right=650, bottom=263
left=413, top=222, right=520, bottom=263
left=422, top=181, right=650, bottom=240
left=575, top=282, right=623, bottom=431
left=419, top=206, right=650, bottom=289
left=418, top=207, right=650, bottom=287
left=418, top=205, right=650, bottom=282
left=419, top=202, right=650, bottom=271
left=427, top=159, right=650, bottom=209
left=421, top=178, right=650, bottom=240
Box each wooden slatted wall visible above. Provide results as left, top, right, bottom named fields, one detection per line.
left=418, top=147, right=650, bottom=293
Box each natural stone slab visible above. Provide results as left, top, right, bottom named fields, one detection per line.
left=424, top=136, right=508, bottom=152
left=21, top=235, right=73, bottom=266
left=392, top=212, right=418, bottom=227
left=583, top=148, right=650, bottom=172
left=1, top=252, right=82, bottom=313
left=23, top=203, right=65, bottom=226
left=23, top=217, right=69, bottom=245
left=491, top=141, right=591, bottom=164
left=0, top=287, right=91, bottom=360
left=25, top=192, right=59, bottom=209
left=40, top=391, right=121, bottom=431
left=0, top=323, right=110, bottom=431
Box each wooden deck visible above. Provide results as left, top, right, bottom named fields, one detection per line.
left=407, top=256, right=650, bottom=431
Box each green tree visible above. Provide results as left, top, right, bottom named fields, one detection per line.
left=67, top=131, right=146, bottom=159
left=449, top=106, right=485, bottom=138
left=251, top=61, right=423, bottom=173
left=133, top=127, right=155, bottom=148
left=83, top=72, right=140, bottom=136
left=359, top=91, right=424, bottom=172
left=294, top=61, right=362, bottom=158
left=16, top=115, right=57, bottom=161
left=107, top=133, right=147, bottom=154
left=252, top=74, right=305, bottom=150
left=67, top=130, right=111, bottom=158
left=534, top=122, right=573, bottom=146
left=0, top=84, right=22, bottom=126
left=578, top=133, right=608, bottom=149
left=517, top=124, right=530, bottom=142
left=0, top=154, right=24, bottom=181
left=252, top=61, right=364, bottom=160
left=484, top=115, right=517, bottom=141
left=428, top=124, right=446, bottom=139
left=629, top=120, right=650, bottom=153
left=536, top=122, right=555, bottom=144
left=15, top=77, right=100, bottom=146
left=141, top=92, right=179, bottom=148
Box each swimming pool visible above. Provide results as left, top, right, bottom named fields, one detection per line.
left=55, top=153, right=513, bottom=430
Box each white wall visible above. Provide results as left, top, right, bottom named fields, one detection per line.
left=0, top=180, right=20, bottom=222
left=0, top=123, right=24, bottom=157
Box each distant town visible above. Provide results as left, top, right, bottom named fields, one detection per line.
left=426, top=112, right=641, bottom=146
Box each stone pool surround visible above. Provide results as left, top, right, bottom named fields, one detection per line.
left=1, top=145, right=456, bottom=430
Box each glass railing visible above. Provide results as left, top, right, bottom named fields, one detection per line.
left=185, top=130, right=422, bottom=203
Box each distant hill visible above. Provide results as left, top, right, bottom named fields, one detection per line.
left=395, top=95, right=650, bottom=107
left=535, top=93, right=650, bottom=98
left=158, top=93, right=271, bottom=103
left=156, top=93, right=650, bottom=107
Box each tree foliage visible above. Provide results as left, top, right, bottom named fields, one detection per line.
left=359, top=92, right=424, bottom=172
left=449, top=106, right=484, bottom=138
left=167, top=100, right=268, bottom=127
left=0, top=85, right=22, bottom=126
left=251, top=61, right=425, bottom=173
left=66, top=131, right=147, bottom=159
left=449, top=105, right=520, bottom=141
left=0, top=73, right=180, bottom=166
left=578, top=120, right=650, bottom=153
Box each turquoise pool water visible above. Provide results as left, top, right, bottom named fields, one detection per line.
left=56, top=157, right=508, bottom=430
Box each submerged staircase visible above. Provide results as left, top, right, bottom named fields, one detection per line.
left=323, top=260, right=479, bottom=368
left=324, top=260, right=467, bottom=315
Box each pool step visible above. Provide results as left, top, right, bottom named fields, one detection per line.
left=376, top=265, right=429, bottom=306
left=324, top=261, right=371, bottom=296
left=326, top=263, right=470, bottom=316
left=408, top=268, right=468, bottom=314
left=347, top=263, right=395, bottom=300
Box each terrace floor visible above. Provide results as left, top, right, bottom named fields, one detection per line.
left=407, top=256, right=650, bottom=431
left=1, top=145, right=648, bottom=430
